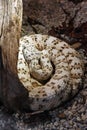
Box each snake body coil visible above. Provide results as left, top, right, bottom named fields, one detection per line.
left=17, top=34, right=84, bottom=111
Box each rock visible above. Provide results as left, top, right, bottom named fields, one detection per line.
left=22, top=0, right=87, bottom=48
left=81, top=113, right=87, bottom=121
left=71, top=42, right=82, bottom=49
left=58, top=113, right=66, bottom=119
left=54, top=121, right=58, bottom=127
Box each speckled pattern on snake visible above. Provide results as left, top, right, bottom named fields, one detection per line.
left=17, top=34, right=84, bottom=111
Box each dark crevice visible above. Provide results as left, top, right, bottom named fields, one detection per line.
left=27, top=17, right=45, bottom=26
left=0, top=47, right=3, bottom=104
left=49, top=3, right=82, bottom=45
left=27, top=17, right=45, bottom=33
left=59, top=1, right=81, bottom=27
left=59, top=2, right=70, bottom=18
left=0, top=47, right=3, bottom=69
left=68, top=0, right=83, bottom=4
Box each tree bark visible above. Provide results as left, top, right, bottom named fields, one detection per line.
left=0, top=0, right=22, bottom=74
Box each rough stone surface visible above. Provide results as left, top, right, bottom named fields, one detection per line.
left=22, top=0, right=87, bottom=39
left=22, top=0, right=87, bottom=49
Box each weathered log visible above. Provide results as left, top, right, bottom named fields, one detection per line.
left=0, top=0, right=22, bottom=74
left=0, top=0, right=29, bottom=112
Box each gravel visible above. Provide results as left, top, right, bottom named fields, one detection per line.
left=0, top=49, right=87, bottom=130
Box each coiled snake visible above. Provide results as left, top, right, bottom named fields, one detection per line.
left=17, top=34, right=84, bottom=111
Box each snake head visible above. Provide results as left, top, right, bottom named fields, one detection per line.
left=22, top=43, right=41, bottom=65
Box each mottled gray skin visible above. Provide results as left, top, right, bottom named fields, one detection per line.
left=17, top=34, right=84, bottom=111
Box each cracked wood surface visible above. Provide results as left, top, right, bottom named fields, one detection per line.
left=0, top=0, right=29, bottom=113
left=0, top=0, right=22, bottom=74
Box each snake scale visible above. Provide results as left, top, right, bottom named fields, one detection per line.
left=17, top=34, right=84, bottom=111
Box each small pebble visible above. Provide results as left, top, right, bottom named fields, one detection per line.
left=58, top=113, right=66, bottom=119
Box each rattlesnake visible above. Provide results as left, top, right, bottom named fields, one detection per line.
left=17, top=34, right=84, bottom=111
